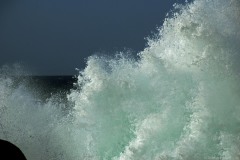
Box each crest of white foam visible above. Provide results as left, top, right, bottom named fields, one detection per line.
left=140, top=0, right=240, bottom=75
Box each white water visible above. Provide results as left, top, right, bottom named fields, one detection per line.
left=1, top=0, right=240, bottom=159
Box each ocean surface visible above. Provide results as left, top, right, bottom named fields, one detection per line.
left=1, top=0, right=240, bottom=159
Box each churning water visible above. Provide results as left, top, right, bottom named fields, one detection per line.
left=1, top=0, right=240, bottom=159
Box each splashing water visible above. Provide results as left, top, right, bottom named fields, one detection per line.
left=1, top=0, right=240, bottom=159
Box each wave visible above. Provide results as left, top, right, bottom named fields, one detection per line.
left=1, top=0, right=240, bottom=159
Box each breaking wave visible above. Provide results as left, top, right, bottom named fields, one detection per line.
left=1, top=0, right=240, bottom=159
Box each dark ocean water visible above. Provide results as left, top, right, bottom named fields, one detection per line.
left=12, top=76, right=77, bottom=100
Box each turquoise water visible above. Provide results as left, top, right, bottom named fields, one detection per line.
left=1, top=0, right=240, bottom=159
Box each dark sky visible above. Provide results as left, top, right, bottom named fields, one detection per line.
left=0, top=0, right=188, bottom=75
